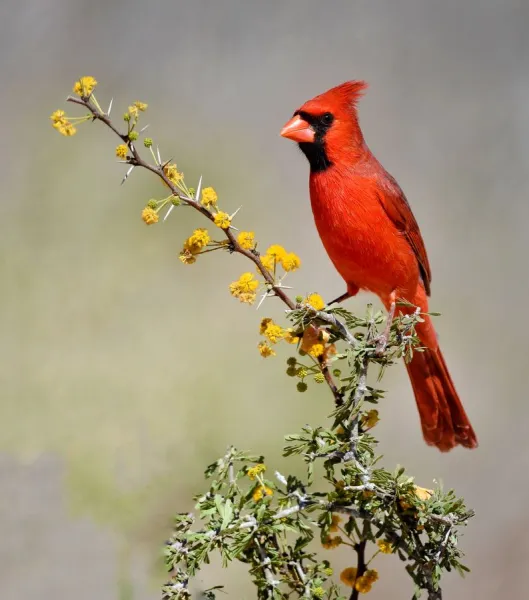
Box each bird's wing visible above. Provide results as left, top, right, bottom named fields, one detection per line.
left=377, top=173, right=432, bottom=296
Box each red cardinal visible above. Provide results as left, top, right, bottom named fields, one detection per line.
left=280, top=81, right=477, bottom=451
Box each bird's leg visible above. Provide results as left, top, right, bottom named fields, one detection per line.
left=375, top=291, right=396, bottom=355
left=328, top=283, right=359, bottom=306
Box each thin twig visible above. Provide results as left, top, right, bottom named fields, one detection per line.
left=65, top=94, right=355, bottom=408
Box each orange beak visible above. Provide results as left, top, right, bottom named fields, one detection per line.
left=280, top=114, right=315, bottom=143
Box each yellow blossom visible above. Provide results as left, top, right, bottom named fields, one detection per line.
left=230, top=272, right=258, bottom=304
left=364, top=570, right=379, bottom=583
left=308, top=343, right=325, bottom=358
left=260, top=318, right=284, bottom=344
left=238, top=231, right=256, bottom=250
left=361, top=409, right=380, bottom=429
left=57, top=123, right=77, bottom=136
left=414, top=486, right=434, bottom=501
left=252, top=485, right=273, bottom=501
left=259, top=318, right=272, bottom=334
left=179, top=249, right=197, bottom=265
left=50, top=110, right=66, bottom=123
left=73, top=76, right=97, bottom=97
left=128, top=101, right=148, bottom=116
left=306, top=293, right=325, bottom=310
left=266, top=245, right=287, bottom=261
left=260, top=254, right=276, bottom=273
left=247, top=464, right=266, bottom=480
left=163, top=163, right=183, bottom=186
left=258, top=341, right=276, bottom=357
left=50, top=110, right=77, bottom=136
left=201, top=187, right=218, bottom=207
left=329, top=514, right=342, bottom=533
left=354, top=576, right=372, bottom=594
left=115, top=144, right=128, bottom=159
left=377, top=539, right=393, bottom=554
left=281, top=252, right=301, bottom=272
left=321, top=535, right=342, bottom=550
left=284, top=328, right=300, bottom=344
left=141, top=207, right=158, bottom=225
left=184, top=228, right=210, bottom=253
left=340, top=567, right=358, bottom=587
left=214, top=211, right=231, bottom=229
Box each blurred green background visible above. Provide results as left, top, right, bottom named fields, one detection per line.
left=1, top=0, right=528, bottom=598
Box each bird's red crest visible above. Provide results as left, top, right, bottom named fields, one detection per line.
left=300, top=80, right=368, bottom=116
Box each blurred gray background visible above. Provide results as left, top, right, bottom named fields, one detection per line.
left=1, top=0, right=528, bottom=598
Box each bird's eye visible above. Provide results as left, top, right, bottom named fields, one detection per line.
left=321, top=112, right=334, bottom=126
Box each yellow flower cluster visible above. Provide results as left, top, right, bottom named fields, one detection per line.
left=213, top=211, right=231, bottom=229
left=238, top=231, right=256, bottom=250
left=141, top=206, right=159, bottom=225
left=399, top=485, right=433, bottom=510
left=340, top=568, right=379, bottom=593
left=321, top=535, right=342, bottom=549
left=116, top=144, right=128, bottom=159
left=377, top=539, right=393, bottom=554
left=184, top=228, right=210, bottom=253
left=252, top=485, right=273, bottom=502
left=178, top=229, right=211, bottom=265
left=258, top=341, right=275, bottom=357
left=247, top=463, right=266, bottom=480
left=260, top=318, right=284, bottom=343
left=340, top=567, right=357, bottom=587
left=73, top=76, right=97, bottom=97
left=163, top=163, right=184, bottom=186
left=300, top=324, right=336, bottom=362
left=284, top=329, right=300, bottom=344
left=179, top=249, right=196, bottom=265
left=414, top=486, right=433, bottom=501
left=260, top=244, right=301, bottom=273
left=305, top=293, right=325, bottom=310
left=128, top=101, right=148, bottom=117
left=229, top=272, right=259, bottom=304
left=50, top=110, right=77, bottom=136
left=329, top=514, right=342, bottom=533
left=361, top=409, right=380, bottom=429
left=201, top=187, right=218, bottom=207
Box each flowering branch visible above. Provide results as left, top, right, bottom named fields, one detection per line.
left=51, top=77, right=474, bottom=600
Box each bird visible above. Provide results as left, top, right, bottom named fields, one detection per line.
left=280, top=81, right=477, bottom=451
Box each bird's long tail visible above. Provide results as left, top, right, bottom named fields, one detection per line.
left=405, top=341, right=477, bottom=451
left=388, top=286, right=478, bottom=451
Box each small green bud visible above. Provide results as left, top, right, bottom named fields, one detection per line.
left=296, top=382, right=308, bottom=393
left=286, top=357, right=297, bottom=366
left=286, top=366, right=297, bottom=377
left=171, top=195, right=181, bottom=206
left=295, top=295, right=303, bottom=303
left=323, top=567, right=333, bottom=577
left=296, top=367, right=308, bottom=379
left=144, top=137, right=153, bottom=148
left=188, top=187, right=196, bottom=196
left=311, top=587, right=325, bottom=598
left=123, top=113, right=131, bottom=122
left=147, top=199, right=157, bottom=209
left=332, top=369, right=341, bottom=377
left=313, top=373, right=325, bottom=384
left=128, top=131, right=139, bottom=141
